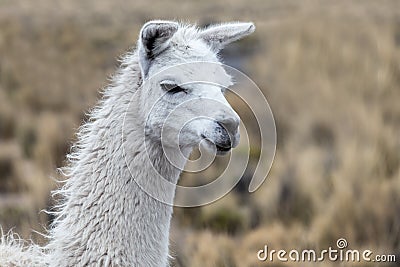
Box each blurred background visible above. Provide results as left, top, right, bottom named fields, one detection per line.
left=0, top=0, right=399, bottom=266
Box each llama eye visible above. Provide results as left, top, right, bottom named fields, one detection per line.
left=160, top=83, right=187, bottom=94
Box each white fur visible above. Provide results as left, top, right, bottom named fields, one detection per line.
left=0, top=228, right=46, bottom=267
left=0, top=21, right=254, bottom=267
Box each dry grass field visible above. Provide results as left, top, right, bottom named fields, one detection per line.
left=0, top=0, right=399, bottom=266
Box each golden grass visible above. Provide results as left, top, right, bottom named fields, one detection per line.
left=0, top=0, right=399, bottom=265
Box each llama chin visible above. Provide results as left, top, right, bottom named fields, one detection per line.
left=0, top=20, right=255, bottom=267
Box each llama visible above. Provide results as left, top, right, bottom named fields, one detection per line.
left=0, top=20, right=255, bottom=266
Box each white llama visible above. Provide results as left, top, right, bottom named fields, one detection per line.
left=0, top=20, right=255, bottom=266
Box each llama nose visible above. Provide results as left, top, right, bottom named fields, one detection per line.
left=217, top=116, right=240, bottom=134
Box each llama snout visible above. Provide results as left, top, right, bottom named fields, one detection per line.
left=216, top=118, right=240, bottom=147
left=201, top=117, right=240, bottom=155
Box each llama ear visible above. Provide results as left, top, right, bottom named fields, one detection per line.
left=138, top=20, right=179, bottom=78
left=200, top=22, right=255, bottom=52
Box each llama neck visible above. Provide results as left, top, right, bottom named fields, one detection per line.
left=46, top=58, right=187, bottom=267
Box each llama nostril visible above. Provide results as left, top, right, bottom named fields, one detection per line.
left=217, top=117, right=239, bottom=134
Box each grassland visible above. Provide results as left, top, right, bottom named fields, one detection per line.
left=0, top=0, right=399, bottom=266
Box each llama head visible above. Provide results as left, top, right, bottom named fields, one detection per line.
left=136, top=21, right=255, bottom=155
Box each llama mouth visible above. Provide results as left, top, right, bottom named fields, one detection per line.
left=201, top=134, right=232, bottom=154
left=215, top=143, right=231, bottom=152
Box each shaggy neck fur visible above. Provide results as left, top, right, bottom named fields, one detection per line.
left=45, top=53, right=185, bottom=267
